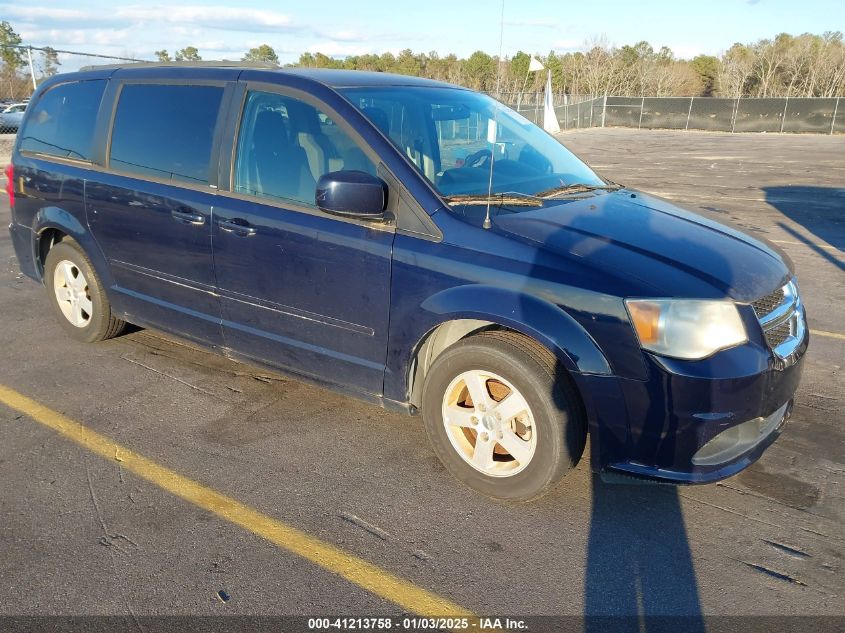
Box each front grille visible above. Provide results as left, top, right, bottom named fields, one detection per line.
left=750, top=280, right=803, bottom=363
left=764, top=319, right=792, bottom=348
left=751, top=287, right=786, bottom=319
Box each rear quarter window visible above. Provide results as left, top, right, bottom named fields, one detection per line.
left=18, top=80, right=106, bottom=161
left=109, top=84, right=223, bottom=185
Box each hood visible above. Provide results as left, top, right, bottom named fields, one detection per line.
left=493, top=189, right=791, bottom=301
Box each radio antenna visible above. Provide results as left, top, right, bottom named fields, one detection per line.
left=494, top=0, right=506, bottom=97
left=483, top=0, right=506, bottom=230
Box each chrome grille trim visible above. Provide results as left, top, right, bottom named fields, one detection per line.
left=757, top=281, right=797, bottom=328
left=771, top=307, right=805, bottom=361
left=750, top=280, right=804, bottom=366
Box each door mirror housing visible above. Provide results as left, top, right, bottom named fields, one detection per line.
left=315, top=170, right=388, bottom=219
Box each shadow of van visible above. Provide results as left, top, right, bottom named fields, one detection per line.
left=584, top=476, right=705, bottom=633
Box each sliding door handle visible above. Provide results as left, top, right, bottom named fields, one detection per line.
left=218, top=218, right=257, bottom=237
left=171, top=209, right=205, bottom=225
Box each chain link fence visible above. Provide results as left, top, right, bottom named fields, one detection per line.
left=0, top=101, right=28, bottom=135
left=500, top=93, right=844, bottom=135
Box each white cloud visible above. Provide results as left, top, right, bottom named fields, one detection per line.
left=2, top=4, right=303, bottom=33
left=192, top=39, right=228, bottom=51
left=324, top=30, right=368, bottom=42
left=0, top=6, right=88, bottom=22
left=18, top=27, right=135, bottom=47
left=170, top=26, right=203, bottom=37
left=114, top=5, right=301, bottom=32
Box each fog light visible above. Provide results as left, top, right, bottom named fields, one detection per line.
left=692, top=402, right=789, bottom=466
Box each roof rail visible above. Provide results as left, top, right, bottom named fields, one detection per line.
left=79, top=60, right=279, bottom=71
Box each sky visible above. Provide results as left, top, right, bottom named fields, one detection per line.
left=3, top=0, right=844, bottom=71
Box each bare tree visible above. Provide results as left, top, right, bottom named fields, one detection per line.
left=39, top=46, right=60, bottom=78
left=285, top=31, right=844, bottom=100
left=814, top=32, right=845, bottom=97
left=718, top=44, right=755, bottom=97
left=577, top=37, right=622, bottom=97
left=751, top=34, right=790, bottom=97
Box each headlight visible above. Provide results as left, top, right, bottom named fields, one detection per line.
left=625, top=299, right=747, bottom=360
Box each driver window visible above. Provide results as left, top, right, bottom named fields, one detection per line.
left=234, top=91, right=376, bottom=207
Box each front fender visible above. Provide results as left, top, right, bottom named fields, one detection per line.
left=420, top=284, right=611, bottom=375
left=31, top=206, right=113, bottom=287
left=408, top=285, right=628, bottom=475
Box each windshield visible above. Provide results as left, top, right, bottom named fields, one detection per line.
left=339, top=86, right=605, bottom=202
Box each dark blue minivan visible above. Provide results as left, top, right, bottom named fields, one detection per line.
left=6, top=63, right=808, bottom=500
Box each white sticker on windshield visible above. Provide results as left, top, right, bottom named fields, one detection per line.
left=486, top=119, right=497, bottom=144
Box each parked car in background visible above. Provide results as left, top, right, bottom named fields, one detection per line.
left=5, top=64, right=808, bottom=500
left=0, top=102, right=27, bottom=133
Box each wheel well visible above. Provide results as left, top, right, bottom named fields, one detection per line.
left=407, top=319, right=496, bottom=409
left=37, top=228, right=66, bottom=275
left=407, top=322, right=589, bottom=447
left=407, top=320, right=573, bottom=411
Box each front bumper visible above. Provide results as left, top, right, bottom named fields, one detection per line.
left=575, top=314, right=808, bottom=484
left=608, top=399, right=794, bottom=484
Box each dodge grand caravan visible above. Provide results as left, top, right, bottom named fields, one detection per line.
left=6, top=63, right=808, bottom=500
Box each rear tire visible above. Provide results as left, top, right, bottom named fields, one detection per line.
left=44, top=238, right=126, bottom=343
left=421, top=330, right=586, bottom=501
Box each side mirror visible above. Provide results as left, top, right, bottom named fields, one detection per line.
left=315, top=170, right=387, bottom=219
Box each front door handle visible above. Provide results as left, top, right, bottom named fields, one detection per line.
left=218, top=218, right=257, bottom=237
left=171, top=209, right=205, bottom=225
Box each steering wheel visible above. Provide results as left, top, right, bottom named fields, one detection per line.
left=464, top=148, right=492, bottom=169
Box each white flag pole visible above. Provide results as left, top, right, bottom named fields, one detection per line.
left=517, top=69, right=530, bottom=111
left=27, top=47, right=37, bottom=90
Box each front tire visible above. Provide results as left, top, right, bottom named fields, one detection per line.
left=44, top=238, right=126, bottom=343
left=421, top=331, right=586, bottom=501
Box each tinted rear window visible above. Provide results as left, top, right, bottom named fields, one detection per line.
left=109, top=84, right=223, bottom=184
left=19, top=80, right=106, bottom=161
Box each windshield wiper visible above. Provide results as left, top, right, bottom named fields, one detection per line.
left=444, top=191, right=544, bottom=207
left=535, top=183, right=621, bottom=199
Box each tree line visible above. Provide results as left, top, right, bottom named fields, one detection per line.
left=292, top=32, right=845, bottom=99
left=3, top=18, right=844, bottom=100
left=154, top=43, right=280, bottom=65
left=153, top=32, right=845, bottom=99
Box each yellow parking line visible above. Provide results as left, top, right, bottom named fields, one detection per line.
left=0, top=384, right=473, bottom=618
left=811, top=329, right=845, bottom=341
left=770, top=239, right=838, bottom=251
